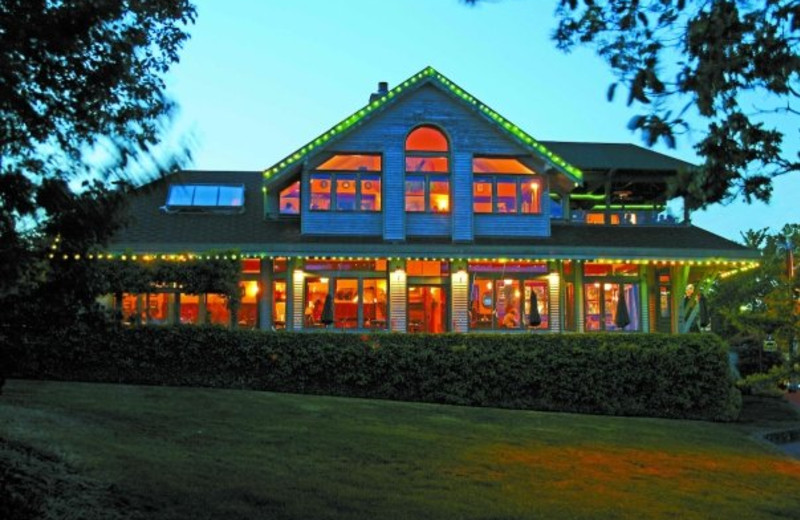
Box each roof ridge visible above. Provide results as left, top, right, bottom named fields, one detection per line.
left=262, top=66, right=583, bottom=184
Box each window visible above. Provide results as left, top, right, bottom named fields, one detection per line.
left=470, top=277, right=549, bottom=331
left=273, top=280, right=287, bottom=329
left=166, top=184, right=245, bottom=210
left=584, top=282, right=640, bottom=331
left=238, top=281, right=259, bottom=329
left=583, top=263, right=640, bottom=331
left=471, top=157, right=543, bottom=215
left=473, top=177, right=493, bottom=213
left=467, top=262, right=549, bottom=331
left=302, top=275, right=387, bottom=330
left=405, top=126, right=450, bottom=213
left=279, top=181, right=300, bottom=215
left=308, top=154, right=382, bottom=212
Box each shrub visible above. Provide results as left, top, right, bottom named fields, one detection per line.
left=11, top=326, right=741, bottom=421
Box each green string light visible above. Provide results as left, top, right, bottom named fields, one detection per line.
left=262, top=66, right=584, bottom=184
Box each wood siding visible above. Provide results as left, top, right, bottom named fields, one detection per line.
left=302, top=211, right=382, bottom=236
left=292, top=269, right=304, bottom=330
left=451, top=271, right=469, bottom=332
left=299, top=84, right=554, bottom=241
left=407, top=213, right=450, bottom=236
left=383, top=144, right=405, bottom=240
left=640, top=265, right=650, bottom=332
left=389, top=267, right=407, bottom=331
left=451, top=150, right=473, bottom=242
left=549, top=273, right=561, bottom=333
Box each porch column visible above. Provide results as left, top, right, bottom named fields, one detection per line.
left=389, top=258, right=407, bottom=332
left=290, top=257, right=303, bottom=331
left=198, top=294, right=208, bottom=325
left=548, top=261, right=562, bottom=332
left=450, top=260, right=468, bottom=333
left=168, top=293, right=179, bottom=325
left=671, top=264, right=690, bottom=333
left=258, top=258, right=273, bottom=330
left=640, top=264, right=650, bottom=332
left=575, top=261, right=585, bottom=332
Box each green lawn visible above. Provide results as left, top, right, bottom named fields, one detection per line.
left=1, top=380, right=798, bottom=520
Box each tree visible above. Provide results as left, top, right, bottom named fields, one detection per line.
left=0, top=0, right=196, bottom=297
left=709, top=224, right=799, bottom=374
left=465, top=0, right=800, bottom=209
left=0, top=1, right=196, bottom=390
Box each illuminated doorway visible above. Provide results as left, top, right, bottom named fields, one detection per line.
left=407, top=285, right=447, bottom=333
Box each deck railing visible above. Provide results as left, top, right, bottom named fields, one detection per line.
left=568, top=210, right=683, bottom=226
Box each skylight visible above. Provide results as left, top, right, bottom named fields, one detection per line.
left=165, top=184, right=245, bottom=210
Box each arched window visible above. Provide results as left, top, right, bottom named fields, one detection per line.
left=405, top=126, right=450, bottom=213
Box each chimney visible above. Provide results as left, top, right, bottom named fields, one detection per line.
left=369, top=81, right=389, bottom=102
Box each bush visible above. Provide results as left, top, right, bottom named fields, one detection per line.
left=737, top=366, right=790, bottom=397
left=10, top=326, right=741, bottom=421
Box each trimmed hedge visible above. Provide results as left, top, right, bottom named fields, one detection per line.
left=10, top=325, right=741, bottom=421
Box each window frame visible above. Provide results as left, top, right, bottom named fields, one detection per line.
left=165, top=183, right=245, bottom=211
left=308, top=153, right=383, bottom=213
left=468, top=273, right=550, bottom=331
left=471, top=175, right=544, bottom=215
left=404, top=125, right=451, bottom=214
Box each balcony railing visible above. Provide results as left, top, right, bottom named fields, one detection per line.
left=568, top=210, right=683, bottom=226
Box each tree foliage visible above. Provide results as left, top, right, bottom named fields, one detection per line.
left=709, top=224, right=799, bottom=354
left=0, top=0, right=196, bottom=297
left=465, top=0, right=800, bottom=208
left=552, top=0, right=799, bottom=208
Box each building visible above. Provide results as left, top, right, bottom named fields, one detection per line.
left=108, top=67, right=759, bottom=333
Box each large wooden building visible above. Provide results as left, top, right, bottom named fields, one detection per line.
left=109, top=67, right=759, bottom=334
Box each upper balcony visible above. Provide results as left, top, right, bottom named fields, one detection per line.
left=568, top=209, right=683, bottom=227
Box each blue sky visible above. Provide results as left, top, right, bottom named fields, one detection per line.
left=163, top=0, right=797, bottom=242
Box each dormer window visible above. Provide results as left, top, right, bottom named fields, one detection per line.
left=472, top=157, right=542, bottom=215
left=165, top=184, right=244, bottom=212
left=309, top=154, right=382, bottom=212
left=279, top=181, right=300, bottom=215
left=405, top=126, right=450, bottom=213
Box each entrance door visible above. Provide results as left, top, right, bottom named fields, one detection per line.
left=655, top=269, right=672, bottom=333
left=407, top=285, right=447, bottom=333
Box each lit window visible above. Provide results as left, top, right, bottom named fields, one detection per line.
left=316, top=154, right=381, bottom=171
left=469, top=275, right=549, bottom=331
left=334, top=279, right=359, bottom=329
left=406, top=126, right=448, bottom=151
left=472, top=157, right=534, bottom=174
left=405, top=156, right=449, bottom=172
left=496, top=179, right=517, bottom=213
left=521, top=179, right=542, bottom=214
left=336, top=174, right=357, bottom=211
left=473, top=177, right=493, bottom=213
left=405, top=176, right=425, bottom=212
left=309, top=174, right=331, bottom=211
left=310, top=154, right=382, bottom=212
left=405, top=126, right=450, bottom=213
left=360, top=174, right=381, bottom=211
left=279, top=181, right=300, bottom=215
left=471, top=157, right=543, bottom=216
left=166, top=184, right=245, bottom=209
left=430, top=179, right=450, bottom=213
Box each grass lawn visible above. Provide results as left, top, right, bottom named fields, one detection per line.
left=1, top=379, right=798, bottom=520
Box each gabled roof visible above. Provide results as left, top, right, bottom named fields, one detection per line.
left=540, top=141, right=696, bottom=172
left=263, top=66, right=583, bottom=186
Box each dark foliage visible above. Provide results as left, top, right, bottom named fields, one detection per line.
left=12, top=327, right=741, bottom=421
left=0, top=1, right=196, bottom=392
left=551, top=0, right=799, bottom=208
